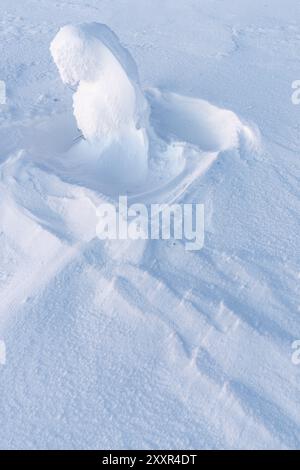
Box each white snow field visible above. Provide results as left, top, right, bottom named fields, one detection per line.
left=0, top=0, right=299, bottom=450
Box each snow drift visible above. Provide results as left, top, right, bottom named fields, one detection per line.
left=147, top=89, right=243, bottom=152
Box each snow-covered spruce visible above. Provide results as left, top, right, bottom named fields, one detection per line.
left=50, top=23, right=149, bottom=185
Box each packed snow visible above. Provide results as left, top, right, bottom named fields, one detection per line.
left=0, top=0, right=299, bottom=450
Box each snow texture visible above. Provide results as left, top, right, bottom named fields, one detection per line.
left=0, top=0, right=299, bottom=450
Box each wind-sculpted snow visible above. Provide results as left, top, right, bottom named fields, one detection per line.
left=50, top=23, right=149, bottom=185
left=0, top=0, right=299, bottom=451
left=147, top=89, right=244, bottom=152
left=50, top=22, right=250, bottom=190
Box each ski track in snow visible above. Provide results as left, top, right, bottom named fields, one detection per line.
left=0, top=0, right=299, bottom=450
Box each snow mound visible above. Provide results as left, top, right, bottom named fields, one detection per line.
left=50, top=23, right=149, bottom=185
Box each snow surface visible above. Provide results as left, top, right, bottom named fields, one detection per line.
left=0, top=0, right=299, bottom=450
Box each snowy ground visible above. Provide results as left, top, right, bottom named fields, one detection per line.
left=0, top=0, right=300, bottom=450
